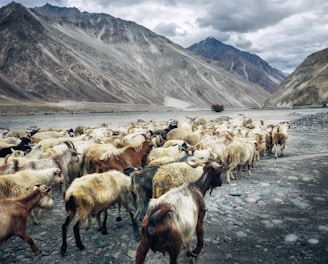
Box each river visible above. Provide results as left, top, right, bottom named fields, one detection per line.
left=1, top=107, right=327, bottom=132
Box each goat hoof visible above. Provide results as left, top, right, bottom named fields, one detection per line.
left=186, top=251, right=198, bottom=258
left=101, top=229, right=108, bottom=235
left=78, top=244, right=85, bottom=250
left=33, top=248, right=42, bottom=254
left=116, top=216, right=122, bottom=222
left=60, top=247, right=66, bottom=256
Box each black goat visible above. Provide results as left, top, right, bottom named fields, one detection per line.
left=0, top=137, right=31, bottom=157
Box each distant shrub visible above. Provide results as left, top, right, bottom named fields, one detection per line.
left=211, top=104, right=224, bottom=112
left=323, top=115, right=328, bottom=123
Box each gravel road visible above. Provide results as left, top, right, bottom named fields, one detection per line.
left=0, top=109, right=327, bottom=264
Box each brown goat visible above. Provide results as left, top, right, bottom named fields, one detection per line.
left=92, top=140, right=153, bottom=173
left=0, top=184, right=53, bottom=253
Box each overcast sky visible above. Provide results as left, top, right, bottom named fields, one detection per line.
left=1, top=0, right=328, bottom=73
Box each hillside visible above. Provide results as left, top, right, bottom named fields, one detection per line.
left=0, top=2, right=270, bottom=109
left=264, top=48, right=328, bottom=107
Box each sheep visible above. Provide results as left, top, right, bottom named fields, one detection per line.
left=0, top=184, right=53, bottom=254
left=60, top=170, right=140, bottom=256
left=224, top=138, right=258, bottom=184
left=135, top=161, right=226, bottom=264
left=151, top=159, right=204, bottom=199
left=272, top=122, right=290, bottom=159
left=0, top=167, right=63, bottom=224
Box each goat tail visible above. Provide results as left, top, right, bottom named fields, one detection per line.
left=65, top=195, right=77, bottom=214
left=147, top=205, right=172, bottom=235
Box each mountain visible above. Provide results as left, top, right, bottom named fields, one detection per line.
left=264, top=48, right=328, bottom=108
left=0, top=2, right=270, bottom=109
left=187, top=37, right=287, bottom=93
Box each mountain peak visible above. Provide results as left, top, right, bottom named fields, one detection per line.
left=187, top=37, right=287, bottom=93
left=35, top=3, right=81, bottom=18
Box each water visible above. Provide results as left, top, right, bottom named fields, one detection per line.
left=1, top=108, right=327, bottom=132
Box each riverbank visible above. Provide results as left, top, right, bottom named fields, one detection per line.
left=0, top=101, right=179, bottom=116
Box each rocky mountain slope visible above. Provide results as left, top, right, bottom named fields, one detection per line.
left=187, top=37, right=287, bottom=93
left=0, top=2, right=270, bottom=109
left=264, top=48, right=328, bottom=107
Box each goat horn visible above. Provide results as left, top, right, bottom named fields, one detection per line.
left=64, top=140, right=76, bottom=150
left=185, top=155, right=205, bottom=168
left=210, top=161, right=224, bottom=169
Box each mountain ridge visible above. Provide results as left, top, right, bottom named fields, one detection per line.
left=0, top=2, right=270, bottom=108
left=264, top=48, right=328, bottom=107
left=187, top=37, right=287, bottom=93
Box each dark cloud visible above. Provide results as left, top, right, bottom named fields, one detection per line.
left=153, top=22, right=186, bottom=37
left=196, top=1, right=292, bottom=33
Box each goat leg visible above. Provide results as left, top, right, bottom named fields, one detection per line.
left=73, top=220, right=85, bottom=250
left=129, top=211, right=141, bottom=241
left=101, top=210, right=108, bottom=235
left=189, top=204, right=205, bottom=257
left=17, top=231, right=41, bottom=254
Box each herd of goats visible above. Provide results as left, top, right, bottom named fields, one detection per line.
left=0, top=115, right=290, bottom=263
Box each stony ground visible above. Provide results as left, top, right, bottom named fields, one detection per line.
left=0, top=112, right=328, bottom=264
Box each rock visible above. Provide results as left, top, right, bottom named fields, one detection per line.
left=318, top=225, right=328, bottom=232
left=284, top=234, right=298, bottom=243
left=236, top=231, right=247, bottom=238
left=307, top=239, right=319, bottom=245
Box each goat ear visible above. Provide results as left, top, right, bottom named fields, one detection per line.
left=33, top=183, right=41, bottom=191
left=45, top=186, right=52, bottom=193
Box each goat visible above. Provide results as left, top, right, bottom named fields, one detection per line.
left=124, top=166, right=160, bottom=221
left=91, top=140, right=153, bottom=173
left=150, top=122, right=178, bottom=140
left=0, top=184, right=53, bottom=254
left=0, top=167, right=63, bottom=224
left=224, top=138, right=258, bottom=183
left=60, top=170, right=140, bottom=256
left=272, top=122, right=290, bottom=159
left=15, top=141, right=79, bottom=195
left=146, top=143, right=190, bottom=167
left=152, top=160, right=204, bottom=199
left=0, top=159, right=19, bottom=175
left=0, top=137, right=31, bottom=158
left=265, top=124, right=275, bottom=155
left=31, top=129, right=73, bottom=144
left=135, top=161, right=226, bottom=264
left=166, top=117, right=195, bottom=141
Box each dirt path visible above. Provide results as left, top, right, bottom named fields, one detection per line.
left=0, top=110, right=327, bottom=264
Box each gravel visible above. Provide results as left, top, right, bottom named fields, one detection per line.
left=1, top=110, right=328, bottom=264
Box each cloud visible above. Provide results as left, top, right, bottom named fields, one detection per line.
left=196, top=1, right=292, bottom=33
left=153, top=22, right=186, bottom=37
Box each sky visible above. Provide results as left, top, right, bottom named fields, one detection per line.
left=1, top=0, right=328, bottom=73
